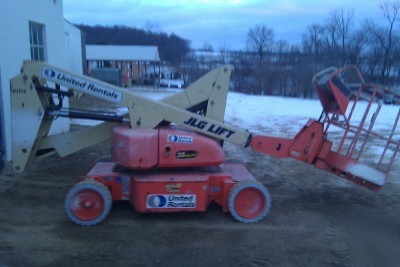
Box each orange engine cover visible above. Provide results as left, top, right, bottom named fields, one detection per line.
left=112, top=126, right=225, bottom=170
left=158, top=126, right=225, bottom=168
left=112, top=127, right=159, bottom=170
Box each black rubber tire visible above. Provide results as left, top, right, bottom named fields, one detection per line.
left=65, top=179, right=112, bottom=226
left=228, top=180, right=271, bottom=223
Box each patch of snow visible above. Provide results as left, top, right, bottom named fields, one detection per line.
left=346, top=163, right=386, bottom=186
left=159, top=79, right=184, bottom=88
left=129, top=87, right=180, bottom=101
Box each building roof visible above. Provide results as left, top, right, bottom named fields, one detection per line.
left=86, top=45, right=160, bottom=62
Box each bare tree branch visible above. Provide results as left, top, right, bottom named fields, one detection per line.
left=247, top=24, right=274, bottom=63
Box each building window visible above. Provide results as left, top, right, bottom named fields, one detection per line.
left=29, top=22, right=46, bottom=61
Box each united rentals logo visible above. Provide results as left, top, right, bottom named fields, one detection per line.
left=146, top=194, right=196, bottom=208
left=40, top=66, right=123, bottom=103
left=167, top=134, right=193, bottom=144
left=147, top=195, right=167, bottom=208
left=43, top=69, right=56, bottom=78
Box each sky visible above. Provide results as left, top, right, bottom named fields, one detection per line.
left=63, top=0, right=387, bottom=50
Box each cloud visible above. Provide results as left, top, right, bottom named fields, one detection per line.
left=63, top=0, right=384, bottom=49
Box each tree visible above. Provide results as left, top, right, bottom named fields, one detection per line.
left=247, top=24, right=274, bottom=64
left=185, top=3, right=400, bottom=97
left=245, top=24, right=275, bottom=94
left=346, top=29, right=367, bottom=65
left=379, top=1, right=400, bottom=82
left=218, top=43, right=231, bottom=64
left=328, top=8, right=354, bottom=64
left=367, top=1, right=400, bottom=82
left=143, top=21, right=161, bottom=34
left=201, top=42, right=214, bottom=52
left=302, top=24, right=325, bottom=56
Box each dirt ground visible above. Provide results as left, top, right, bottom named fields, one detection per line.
left=0, top=129, right=399, bottom=266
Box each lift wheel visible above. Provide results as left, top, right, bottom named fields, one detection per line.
left=228, top=180, right=271, bottom=223
left=65, top=179, right=112, bottom=226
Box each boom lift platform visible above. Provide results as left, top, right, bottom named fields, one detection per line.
left=313, top=66, right=399, bottom=189
left=9, top=61, right=399, bottom=225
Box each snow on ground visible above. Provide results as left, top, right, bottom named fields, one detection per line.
left=225, top=93, right=320, bottom=136
left=225, top=92, right=399, bottom=137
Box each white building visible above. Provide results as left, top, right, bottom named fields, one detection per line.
left=0, top=0, right=83, bottom=161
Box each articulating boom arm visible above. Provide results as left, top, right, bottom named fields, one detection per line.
left=10, top=61, right=250, bottom=172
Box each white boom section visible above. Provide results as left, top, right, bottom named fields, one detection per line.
left=10, top=61, right=251, bottom=173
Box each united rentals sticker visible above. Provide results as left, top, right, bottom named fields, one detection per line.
left=146, top=194, right=196, bottom=208
left=167, top=134, right=193, bottom=144
left=40, top=66, right=123, bottom=103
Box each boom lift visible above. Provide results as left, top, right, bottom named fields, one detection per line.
left=9, top=61, right=399, bottom=225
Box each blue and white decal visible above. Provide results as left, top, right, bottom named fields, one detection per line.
left=40, top=66, right=123, bottom=103
left=167, top=134, right=193, bottom=144
left=146, top=194, right=196, bottom=208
